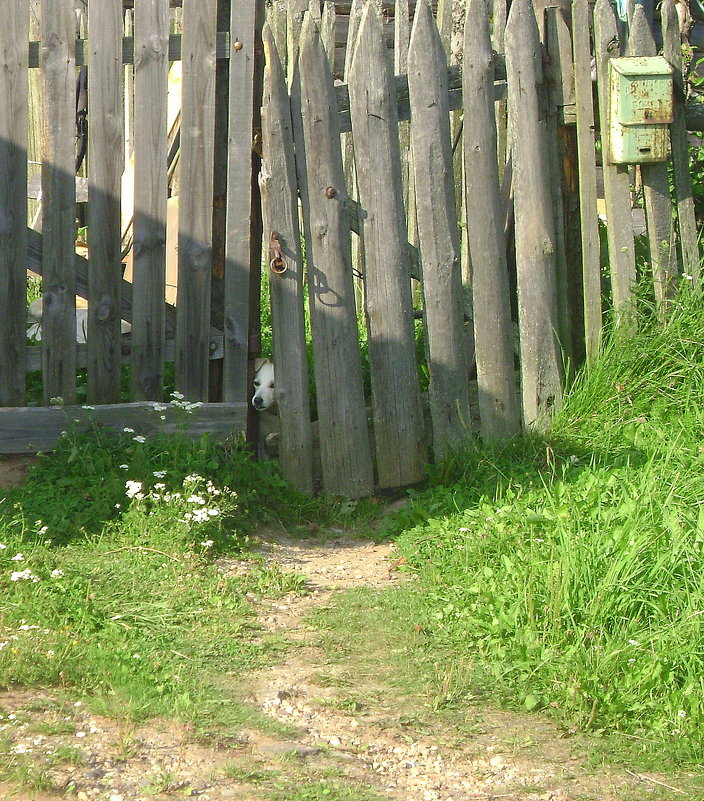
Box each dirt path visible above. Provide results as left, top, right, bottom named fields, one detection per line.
left=1, top=526, right=692, bottom=801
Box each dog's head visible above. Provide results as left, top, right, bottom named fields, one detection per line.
left=252, top=358, right=276, bottom=411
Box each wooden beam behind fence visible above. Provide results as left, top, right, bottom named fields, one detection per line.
left=0, top=401, right=247, bottom=455
left=407, top=0, right=472, bottom=459
left=461, top=0, right=520, bottom=444
left=662, top=0, right=700, bottom=284
left=0, top=0, right=28, bottom=407
left=222, top=0, right=257, bottom=405
left=87, top=0, right=123, bottom=405
left=176, top=0, right=217, bottom=401
left=349, top=3, right=425, bottom=488
left=260, top=25, right=313, bottom=495
left=40, top=0, right=77, bottom=406
left=593, top=0, right=637, bottom=331
left=572, top=0, right=602, bottom=363
left=297, top=14, right=374, bottom=498
left=628, top=6, right=678, bottom=311
left=506, top=0, right=563, bottom=429
left=130, top=0, right=169, bottom=402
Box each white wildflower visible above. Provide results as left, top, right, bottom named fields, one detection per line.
left=11, top=554, right=24, bottom=562
left=153, top=471, right=167, bottom=478
left=119, top=464, right=129, bottom=470
left=186, top=495, right=206, bottom=505
left=200, top=540, right=214, bottom=548
left=132, top=435, right=146, bottom=444
left=171, top=391, right=185, bottom=400
left=125, top=480, right=144, bottom=499
left=123, top=427, right=135, bottom=434
left=50, top=569, right=64, bottom=579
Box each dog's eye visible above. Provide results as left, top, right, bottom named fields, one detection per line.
left=269, top=383, right=274, bottom=389
left=253, top=381, right=260, bottom=387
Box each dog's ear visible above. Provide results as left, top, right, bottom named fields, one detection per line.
left=253, top=357, right=271, bottom=374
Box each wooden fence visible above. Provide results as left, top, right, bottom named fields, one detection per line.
left=0, top=0, right=702, bottom=498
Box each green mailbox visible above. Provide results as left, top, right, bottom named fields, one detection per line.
left=608, top=56, right=674, bottom=164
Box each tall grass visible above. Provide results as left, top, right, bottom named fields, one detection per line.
left=384, top=284, right=704, bottom=763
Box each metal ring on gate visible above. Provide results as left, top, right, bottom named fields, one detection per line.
left=269, top=231, right=288, bottom=274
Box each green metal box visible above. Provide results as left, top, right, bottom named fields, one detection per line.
left=608, top=56, right=673, bottom=164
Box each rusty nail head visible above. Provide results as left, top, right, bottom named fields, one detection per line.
left=233, top=39, right=243, bottom=51
left=325, top=186, right=336, bottom=199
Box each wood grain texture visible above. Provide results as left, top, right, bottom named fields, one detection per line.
left=87, top=0, right=124, bottom=404
left=506, top=0, right=563, bottom=429
left=260, top=25, right=313, bottom=494
left=176, top=0, right=217, bottom=400
left=461, top=0, right=520, bottom=442
left=131, top=0, right=169, bottom=401
left=41, top=0, right=77, bottom=405
left=297, top=13, right=374, bottom=497
left=0, top=1, right=28, bottom=406
left=349, top=3, right=425, bottom=487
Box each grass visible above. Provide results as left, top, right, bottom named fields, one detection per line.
left=370, top=282, right=704, bottom=768
left=0, top=426, right=377, bottom=733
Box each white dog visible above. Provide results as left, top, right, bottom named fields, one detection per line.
left=252, top=358, right=276, bottom=411
left=27, top=297, right=131, bottom=344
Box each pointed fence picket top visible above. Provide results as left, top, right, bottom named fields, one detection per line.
left=260, top=25, right=314, bottom=495
left=407, top=0, right=472, bottom=459
left=572, top=0, right=602, bottom=363
left=0, top=4, right=28, bottom=407
left=296, top=13, right=374, bottom=498
left=505, top=0, right=563, bottom=429
left=662, top=0, right=699, bottom=284
left=461, top=0, right=520, bottom=443
left=627, top=5, right=677, bottom=310
left=593, top=0, right=637, bottom=331
left=348, top=3, right=425, bottom=487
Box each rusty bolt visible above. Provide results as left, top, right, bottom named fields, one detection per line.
left=233, top=39, right=243, bottom=51
left=325, top=186, right=337, bottom=199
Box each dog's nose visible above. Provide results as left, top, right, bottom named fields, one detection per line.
left=253, top=396, right=263, bottom=408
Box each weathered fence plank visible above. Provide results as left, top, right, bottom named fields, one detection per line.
left=461, top=0, right=520, bottom=443
left=572, top=0, right=602, bottom=362
left=0, top=1, right=28, bottom=407
left=349, top=3, right=425, bottom=487
left=321, top=0, right=335, bottom=66
left=87, top=0, right=123, bottom=404
left=627, top=6, right=677, bottom=310
left=297, top=14, right=374, bottom=497
left=41, top=0, right=77, bottom=405
left=662, top=0, right=699, bottom=283
left=506, top=0, right=563, bottom=429
left=0, top=401, right=247, bottom=455
left=131, top=0, right=169, bottom=401
left=176, top=0, right=217, bottom=400
left=260, top=25, right=313, bottom=494
left=409, top=0, right=471, bottom=458
left=222, top=0, right=257, bottom=405
left=593, top=0, right=637, bottom=330
left=286, top=0, right=307, bottom=84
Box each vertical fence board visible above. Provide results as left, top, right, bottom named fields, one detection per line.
left=662, top=0, right=699, bottom=283
left=572, top=0, right=602, bottom=362
left=627, top=6, right=677, bottom=309
left=260, top=26, right=313, bottom=494
left=41, top=0, right=77, bottom=405
left=286, top=0, right=308, bottom=84
left=506, top=0, right=563, bottom=429
left=349, top=4, right=425, bottom=487
left=222, top=0, right=256, bottom=404
left=87, top=0, right=123, bottom=404
left=0, top=0, right=28, bottom=407
left=176, top=0, right=217, bottom=400
left=297, top=14, right=374, bottom=497
left=131, top=0, right=168, bottom=401
left=462, top=0, right=520, bottom=443
left=321, top=0, right=335, bottom=66
left=593, top=0, right=636, bottom=329
left=409, top=0, right=472, bottom=458
left=268, top=0, right=288, bottom=75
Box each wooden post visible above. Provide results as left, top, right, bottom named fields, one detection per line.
left=662, top=0, right=699, bottom=284
left=297, top=13, right=374, bottom=497
left=572, top=0, right=602, bottom=362
left=131, top=0, right=169, bottom=401
left=462, top=0, right=520, bottom=443
left=506, top=0, right=563, bottom=429
left=87, top=0, right=123, bottom=404
left=593, top=0, right=637, bottom=330
left=260, top=25, right=314, bottom=494
left=627, top=6, right=677, bottom=311
left=41, top=0, right=77, bottom=406
left=349, top=3, right=425, bottom=487
left=0, top=0, right=28, bottom=407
